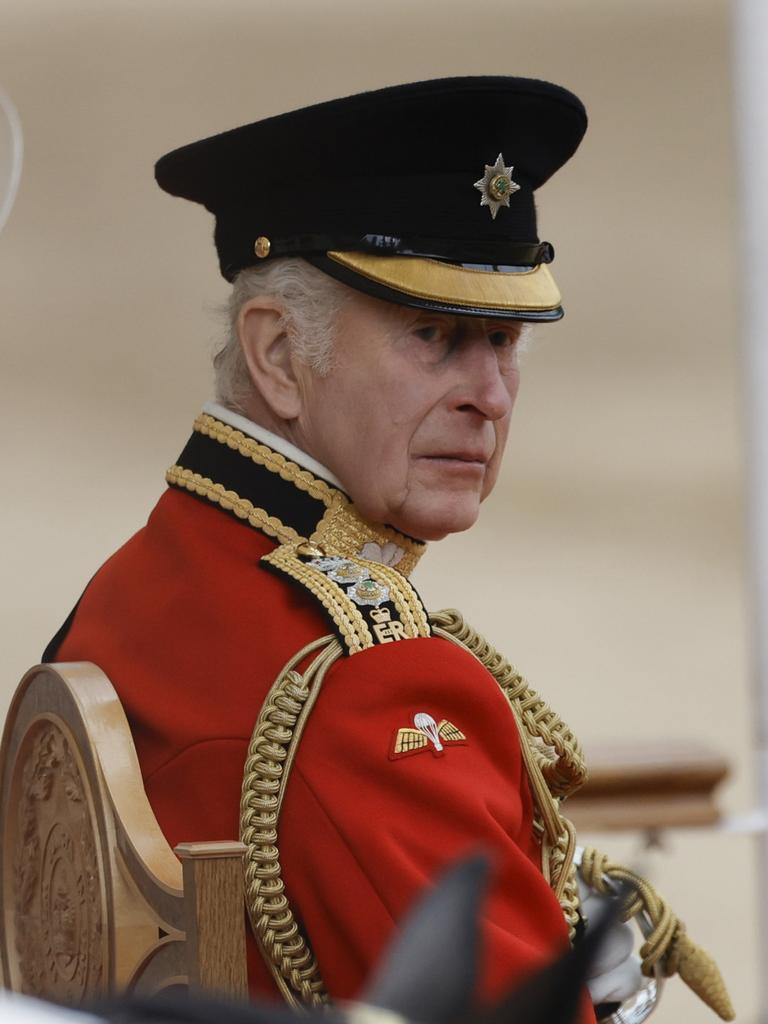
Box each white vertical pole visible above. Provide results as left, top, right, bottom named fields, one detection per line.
left=733, top=0, right=768, bottom=1012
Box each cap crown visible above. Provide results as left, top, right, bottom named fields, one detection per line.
left=155, top=76, right=587, bottom=282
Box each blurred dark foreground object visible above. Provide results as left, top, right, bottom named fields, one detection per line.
left=95, top=857, right=619, bottom=1024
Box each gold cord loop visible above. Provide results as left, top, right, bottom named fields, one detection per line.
left=240, top=635, right=342, bottom=1007
left=430, top=608, right=585, bottom=937
left=579, top=849, right=735, bottom=1021
left=429, top=609, right=587, bottom=797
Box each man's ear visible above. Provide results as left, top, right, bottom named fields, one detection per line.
left=237, top=297, right=304, bottom=420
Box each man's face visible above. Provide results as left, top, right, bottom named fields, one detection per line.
left=292, top=292, right=524, bottom=541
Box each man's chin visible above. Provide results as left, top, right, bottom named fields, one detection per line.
left=387, top=499, right=482, bottom=543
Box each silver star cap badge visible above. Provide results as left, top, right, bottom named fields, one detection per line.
left=473, top=153, right=520, bottom=220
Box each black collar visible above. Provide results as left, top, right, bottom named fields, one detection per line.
left=167, top=413, right=426, bottom=577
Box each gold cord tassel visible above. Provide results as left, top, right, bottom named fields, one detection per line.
left=580, top=848, right=735, bottom=1021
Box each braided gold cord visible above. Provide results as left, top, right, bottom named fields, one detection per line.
left=430, top=609, right=585, bottom=938
left=240, top=636, right=342, bottom=1007
left=195, top=413, right=340, bottom=508
left=429, top=609, right=587, bottom=798
left=580, top=848, right=735, bottom=1021
left=166, top=465, right=301, bottom=544
left=560, top=865, right=581, bottom=940
left=550, top=819, right=581, bottom=937
left=535, top=813, right=581, bottom=943
left=262, top=545, right=374, bottom=654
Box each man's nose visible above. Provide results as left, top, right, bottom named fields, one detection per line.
left=451, top=340, right=516, bottom=421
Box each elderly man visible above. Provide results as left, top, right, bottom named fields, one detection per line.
left=43, top=77, right=658, bottom=1020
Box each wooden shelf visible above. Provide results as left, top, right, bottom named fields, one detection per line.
left=564, top=741, right=730, bottom=832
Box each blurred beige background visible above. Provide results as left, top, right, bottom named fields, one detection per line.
left=0, top=0, right=755, bottom=1020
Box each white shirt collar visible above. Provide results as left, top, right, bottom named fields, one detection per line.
left=203, top=401, right=346, bottom=491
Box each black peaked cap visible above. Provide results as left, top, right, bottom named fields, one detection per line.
left=155, top=77, right=587, bottom=320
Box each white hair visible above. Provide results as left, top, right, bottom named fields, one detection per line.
left=515, top=320, right=535, bottom=355
left=213, top=257, right=349, bottom=414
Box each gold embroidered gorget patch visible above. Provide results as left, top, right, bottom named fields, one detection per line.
left=261, top=543, right=431, bottom=655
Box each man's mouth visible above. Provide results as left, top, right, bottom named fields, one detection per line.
left=418, top=452, right=490, bottom=469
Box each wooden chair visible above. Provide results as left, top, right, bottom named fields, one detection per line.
left=0, top=663, right=248, bottom=1004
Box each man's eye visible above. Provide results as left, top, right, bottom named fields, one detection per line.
left=415, top=325, right=443, bottom=343
left=488, top=329, right=517, bottom=348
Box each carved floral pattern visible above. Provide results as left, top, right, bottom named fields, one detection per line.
left=12, top=721, right=105, bottom=1001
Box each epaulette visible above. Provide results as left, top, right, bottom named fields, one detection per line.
left=261, top=541, right=431, bottom=655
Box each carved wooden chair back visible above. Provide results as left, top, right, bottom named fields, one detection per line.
left=0, top=662, right=248, bottom=1003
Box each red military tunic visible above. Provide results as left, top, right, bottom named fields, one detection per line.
left=49, top=410, right=593, bottom=1019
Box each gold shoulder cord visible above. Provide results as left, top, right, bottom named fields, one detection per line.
left=431, top=609, right=734, bottom=1022
left=429, top=608, right=585, bottom=938
left=240, top=610, right=733, bottom=1020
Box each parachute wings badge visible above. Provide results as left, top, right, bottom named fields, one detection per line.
left=391, top=712, right=467, bottom=760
